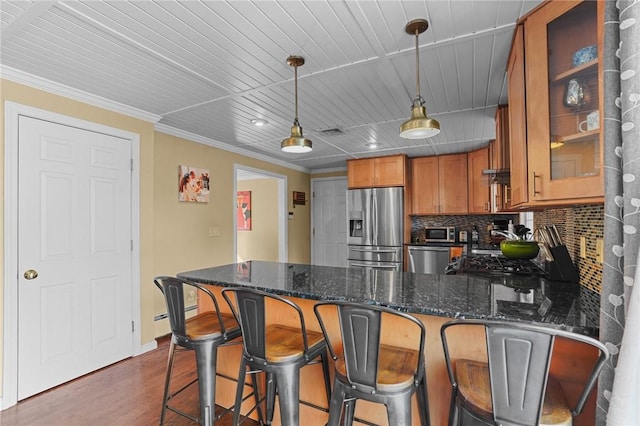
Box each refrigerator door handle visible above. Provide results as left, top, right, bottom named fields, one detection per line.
left=371, top=191, right=378, bottom=245
left=351, top=248, right=397, bottom=253
left=350, top=263, right=398, bottom=269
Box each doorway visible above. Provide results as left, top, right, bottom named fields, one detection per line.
left=234, top=165, right=287, bottom=263
left=311, top=177, right=348, bottom=267
left=2, top=102, right=141, bottom=409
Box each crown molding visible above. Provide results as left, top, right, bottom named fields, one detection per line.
left=311, top=167, right=347, bottom=175
left=154, top=123, right=310, bottom=174
left=1, top=66, right=310, bottom=174
left=0, top=66, right=162, bottom=123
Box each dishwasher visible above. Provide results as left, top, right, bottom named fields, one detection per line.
left=408, top=246, right=451, bottom=274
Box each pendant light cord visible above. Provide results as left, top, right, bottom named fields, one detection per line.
left=414, top=29, right=421, bottom=100
left=294, top=65, right=299, bottom=123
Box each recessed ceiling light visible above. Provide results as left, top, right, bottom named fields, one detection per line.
left=250, top=118, right=268, bottom=127
left=366, top=142, right=379, bottom=149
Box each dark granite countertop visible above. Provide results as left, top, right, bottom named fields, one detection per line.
left=178, top=261, right=599, bottom=337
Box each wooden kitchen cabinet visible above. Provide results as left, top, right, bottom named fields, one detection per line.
left=468, top=147, right=491, bottom=214
left=507, top=24, right=529, bottom=207
left=347, top=155, right=406, bottom=188
left=411, top=153, right=468, bottom=214
left=491, top=105, right=512, bottom=211
left=508, top=0, right=604, bottom=207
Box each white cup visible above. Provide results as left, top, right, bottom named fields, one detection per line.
left=579, top=110, right=600, bottom=132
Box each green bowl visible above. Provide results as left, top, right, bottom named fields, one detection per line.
left=500, top=240, right=540, bottom=259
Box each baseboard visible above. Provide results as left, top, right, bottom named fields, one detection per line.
left=134, top=339, right=158, bottom=356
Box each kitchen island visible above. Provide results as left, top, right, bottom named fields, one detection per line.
left=178, top=261, right=600, bottom=425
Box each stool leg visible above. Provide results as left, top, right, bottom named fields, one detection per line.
left=416, top=375, right=431, bottom=426
left=250, top=372, right=265, bottom=425
left=273, top=364, right=300, bottom=426
left=159, top=340, right=177, bottom=425
left=195, top=340, right=218, bottom=426
left=232, top=357, right=248, bottom=426
left=327, top=380, right=345, bottom=426
left=342, top=396, right=355, bottom=426
left=386, top=395, right=412, bottom=426
left=320, top=351, right=332, bottom=407
left=449, top=389, right=460, bottom=426
left=265, top=372, right=276, bottom=424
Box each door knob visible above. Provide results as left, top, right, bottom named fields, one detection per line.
left=24, top=269, right=38, bottom=280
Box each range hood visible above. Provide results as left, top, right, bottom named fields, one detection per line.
left=482, top=169, right=510, bottom=185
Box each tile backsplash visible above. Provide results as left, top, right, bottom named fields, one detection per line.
left=412, top=205, right=604, bottom=293
left=534, top=204, right=604, bottom=293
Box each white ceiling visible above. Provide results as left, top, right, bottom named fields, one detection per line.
left=0, top=0, right=542, bottom=172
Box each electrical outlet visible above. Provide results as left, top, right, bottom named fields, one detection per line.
left=186, top=289, right=196, bottom=304
left=208, top=226, right=220, bottom=237
left=596, top=239, right=604, bottom=264
left=580, top=237, right=586, bottom=258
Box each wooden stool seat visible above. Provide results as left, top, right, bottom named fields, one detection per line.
left=185, top=311, right=238, bottom=340
left=335, top=343, right=420, bottom=392
left=154, top=277, right=242, bottom=426
left=222, top=288, right=332, bottom=426
left=314, top=302, right=430, bottom=426
left=456, top=359, right=571, bottom=425
left=441, top=320, right=609, bottom=426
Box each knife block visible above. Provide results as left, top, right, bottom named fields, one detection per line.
left=545, top=244, right=580, bottom=282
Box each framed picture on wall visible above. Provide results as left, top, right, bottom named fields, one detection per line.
left=178, top=165, right=210, bottom=203
left=237, top=191, right=252, bottom=230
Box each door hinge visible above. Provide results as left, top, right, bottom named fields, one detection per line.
left=130, top=158, right=133, bottom=171
left=132, top=321, right=135, bottom=333
left=131, top=240, right=133, bottom=251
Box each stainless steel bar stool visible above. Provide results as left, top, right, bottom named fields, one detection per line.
left=440, top=319, right=610, bottom=426
left=154, top=276, right=242, bottom=426
left=222, top=287, right=331, bottom=426
left=314, top=301, right=430, bottom=426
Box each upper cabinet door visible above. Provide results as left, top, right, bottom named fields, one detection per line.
left=468, top=148, right=490, bottom=214
left=347, top=158, right=376, bottom=188
left=524, top=0, right=603, bottom=202
left=374, top=155, right=406, bottom=187
left=347, top=155, right=406, bottom=189
left=439, top=153, right=468, bottom=214
left=507, top=24, right=529, bottom=207
left=411, top=156, right=439, bottom=214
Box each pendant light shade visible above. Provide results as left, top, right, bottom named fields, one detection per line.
left=400, top=19, right=440, bottom=139
left=281, top=55, right=312, bottom=153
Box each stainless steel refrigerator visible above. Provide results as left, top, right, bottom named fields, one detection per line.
left=347, top=187, right=403, bottom=271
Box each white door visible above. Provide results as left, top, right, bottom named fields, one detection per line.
left=312, top=178, right=348, bottom=267
left=17, top=116, right=133, bottom=400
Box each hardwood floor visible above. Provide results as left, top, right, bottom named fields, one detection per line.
left=0, top=336, right=258, bottom=426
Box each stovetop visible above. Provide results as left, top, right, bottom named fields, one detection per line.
left=458, top=254, right=545, bottom=277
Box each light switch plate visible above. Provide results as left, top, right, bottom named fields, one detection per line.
left=208, top=226, right=220, bottom=237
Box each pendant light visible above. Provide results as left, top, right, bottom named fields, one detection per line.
left=281, top=55, right=312, bottom=153
left=400, top=19, right=440, bottom=139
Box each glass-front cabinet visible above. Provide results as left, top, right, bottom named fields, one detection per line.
left=522, top=0, right=603, bottom=203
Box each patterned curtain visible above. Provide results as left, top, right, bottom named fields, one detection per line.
left=599, top=1, right=640, bottom=424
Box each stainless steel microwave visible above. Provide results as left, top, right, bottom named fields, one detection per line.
left=424, top=226, right=456, bottom=242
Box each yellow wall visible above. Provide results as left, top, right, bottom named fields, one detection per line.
left=149, top=130, right=311, bottom=336
left=0, top=79, right=312, bottom=395
left=237, top=178, right=280, bottom=262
